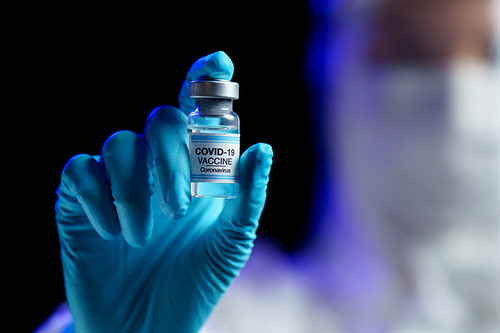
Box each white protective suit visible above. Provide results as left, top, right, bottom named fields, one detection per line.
left=203, top=1, right=500, bottom=332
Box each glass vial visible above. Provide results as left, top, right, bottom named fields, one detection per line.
left=187, top=78, right=240, bottom=198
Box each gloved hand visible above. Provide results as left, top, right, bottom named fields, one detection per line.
left=55, top=51, right=273, bottom=333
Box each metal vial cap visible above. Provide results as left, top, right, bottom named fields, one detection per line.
left=189, top=78, right=239, bottom=100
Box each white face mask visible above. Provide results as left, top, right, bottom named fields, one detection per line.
left=334, top=61, right=500, bottom=235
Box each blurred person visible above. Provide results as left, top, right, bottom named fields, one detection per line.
left=38, top=0, right=499, bottom=332
left=205, top=0, right=500, bottom=332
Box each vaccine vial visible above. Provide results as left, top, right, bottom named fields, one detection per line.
left=187, top=78, right=240, bottom=198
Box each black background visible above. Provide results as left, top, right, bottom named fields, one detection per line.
left=14, top=3, right=314, bottom=331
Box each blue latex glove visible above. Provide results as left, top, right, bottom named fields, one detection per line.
left=55, top=51, right=273, bottom=333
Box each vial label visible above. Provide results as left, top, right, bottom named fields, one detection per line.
left=188, top=133, right=240, bottom=183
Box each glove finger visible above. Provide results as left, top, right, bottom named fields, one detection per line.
left=101, top=130, right=154, bottom=248
left=199, top=143, right=273, bottom=281
left=57, top=154, right=120, bottom=240
left=178, top=51, right=234, bottom=114
left=143, top=106, right=191, bottom=219
left=220, top=142, right=273, bottom=238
